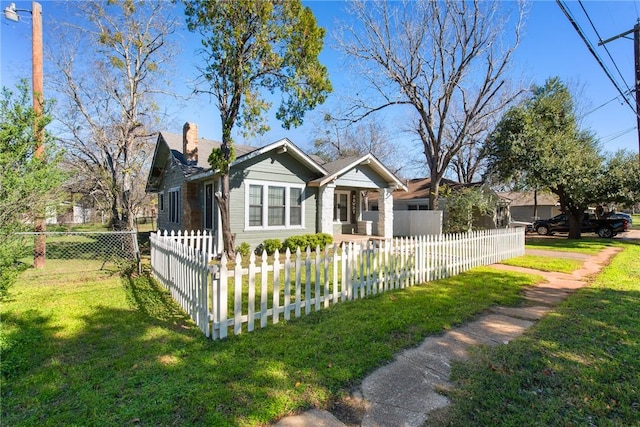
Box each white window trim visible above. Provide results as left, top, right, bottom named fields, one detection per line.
left=244, top=179, right=305, bottom=231
left=334, top=190, right=351, bottom=224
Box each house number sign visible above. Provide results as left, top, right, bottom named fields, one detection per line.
left=351, top=193, right=356, bottom=216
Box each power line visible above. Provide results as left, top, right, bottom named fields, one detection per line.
left=599, top=127, right=637, bottom=144
left=556, top=0, right=638, bottom=118
left=584, top=92, right=631, bottom=116
left=578, top=1, right=633, bottom=97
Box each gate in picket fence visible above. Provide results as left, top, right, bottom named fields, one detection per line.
left=149, top=228, right=524, bottom=339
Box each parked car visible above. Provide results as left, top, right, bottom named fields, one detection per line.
left=533, top=213, right=628, bottom=238
left=605, top=212, right=633, bottom=226
left=509, top=220, right=534, bottom=233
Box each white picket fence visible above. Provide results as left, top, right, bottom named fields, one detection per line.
left=155, top=229, right=218, bottom=260
left=149, top=228, right=524, bottom=339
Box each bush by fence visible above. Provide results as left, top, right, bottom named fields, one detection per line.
left=150, top=228, right=524, bottom=340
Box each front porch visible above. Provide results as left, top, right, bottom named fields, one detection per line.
left=332, top=233, right=386, bottom=246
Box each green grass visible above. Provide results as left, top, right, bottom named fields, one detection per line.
left=525, top=236, right=619, bottom=254
left=1, top=263, right=541, bottom=426
left=632, top=214, right=639, bottom=229
left=500, top=255, right=583, bottom=273
left=434, top=242, right=640, bottom=426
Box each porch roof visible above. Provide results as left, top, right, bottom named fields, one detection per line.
left=307, top=153, right=407, bottom=191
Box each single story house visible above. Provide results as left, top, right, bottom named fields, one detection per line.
left=498, top=191, right=560, bottom=222
left=145, top=123, right=407, bottom=250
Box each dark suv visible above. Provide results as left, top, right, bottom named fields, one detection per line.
left=533, top=213, right=628, bottom=238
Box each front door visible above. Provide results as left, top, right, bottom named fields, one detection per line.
left=334, top=191, right=350, bottom=223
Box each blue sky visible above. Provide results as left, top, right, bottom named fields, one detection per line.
left=1, top=1, right=639, bottom=175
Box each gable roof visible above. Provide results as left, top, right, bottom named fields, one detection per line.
left=232, top=138, right=327, bottom=175
left=498, top=191, right=559, bottom=207
left=391, top=177, right=473, bottom=201
left=308, top=153, right=408, bottom=191
left=146, top=128, right=406, bottom=192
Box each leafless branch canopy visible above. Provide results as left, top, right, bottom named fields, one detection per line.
left=48, top=1, right=180, bottom=228
left=337, top=0, right=527, bottom=207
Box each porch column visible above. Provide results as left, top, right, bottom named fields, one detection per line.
left=318, top=183, right=335, bottom=234
left=378, top=187, right=394, bottom=238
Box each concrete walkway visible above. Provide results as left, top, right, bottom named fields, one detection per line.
left=274, top=246, right=622, bottom=427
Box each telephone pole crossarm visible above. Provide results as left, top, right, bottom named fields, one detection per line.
left=600, top=22, right=640, bottom=167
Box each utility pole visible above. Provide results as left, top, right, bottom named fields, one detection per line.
left=599, top=21, right=640, bottom=167
left=4, top=2, right=46, bottom=267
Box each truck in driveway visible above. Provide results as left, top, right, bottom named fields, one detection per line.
left=533, top=213, right=629, bottom=238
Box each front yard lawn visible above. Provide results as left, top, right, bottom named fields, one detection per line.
left=2, top=262, right=539, bottom=426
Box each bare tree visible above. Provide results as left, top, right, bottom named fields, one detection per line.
left=49, top=0, right=179, bottom=229
left=311, top=113, right=399, bottom=169
left=337, top=0, right=526, bottom=208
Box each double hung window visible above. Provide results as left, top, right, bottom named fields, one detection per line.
left=246, top=181, right=304, bottom=229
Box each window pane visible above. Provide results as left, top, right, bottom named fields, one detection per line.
left=249, top=185, right=263, bottom=226
left=290, top=188, right=302, bottom=226
left=249, top=206, right=262, bottom=226
left=268, top=187, right=285, bottom=206
left=249, top=185, right=262, bottom=205
left=268, top=187, right=285, bottom=226
left=268, top=207, right=285, bottom=225
left=168, top=190, right=180, bottom=223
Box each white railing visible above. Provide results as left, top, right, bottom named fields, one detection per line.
left=150, top=228, right=524, bottom=339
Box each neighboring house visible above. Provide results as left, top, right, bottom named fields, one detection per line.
left=369, top=178, right=510, bottom=232
left=498, top=191, right=560, bottom=222
left=145, top=123, right=407, bottom=250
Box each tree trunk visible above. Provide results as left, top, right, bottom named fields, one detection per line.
left=110, top=197, right=122, bottom=230
left=217, top=173, right=236, bottom=257
left=566, top=208, right=582, bottom=239
left=533, top=189, right=538, bottom=220
left=428, top=177, right=440, bottom=210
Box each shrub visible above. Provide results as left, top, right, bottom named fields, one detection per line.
left=236, top=242, right=251, bottom=258
left=283, top=233, right=333, bottom=252
left=316, top=233, right=333, bottom=247
left=262, top=239, right=282, bottom=256
left=282, top=235, right=308, bottom=252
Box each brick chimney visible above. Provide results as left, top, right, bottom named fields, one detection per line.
left=183, top=122, right=198, bottom=163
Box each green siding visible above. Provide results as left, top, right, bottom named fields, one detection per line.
left=334, top=164, right=388, bottom=188
left=227, top=151, right=320, bottom=249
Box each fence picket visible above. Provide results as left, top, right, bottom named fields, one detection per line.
left=234, top=253, right=243, bottom=335
left=260, top=251, right=268, bottom=329
left=218, top=254, right=228, bottom=339
left=273, top=249, right=281, bottom=325
left=248, top=252, right=256, bottom=332
left=315, top=247, right=321, bottom=311
left=295, top=248, right=302, bottom=317
left=284, top=249, right=292, bottom=320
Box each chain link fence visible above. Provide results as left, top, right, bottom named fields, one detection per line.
left=14, top=231, right=140, bottom=278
